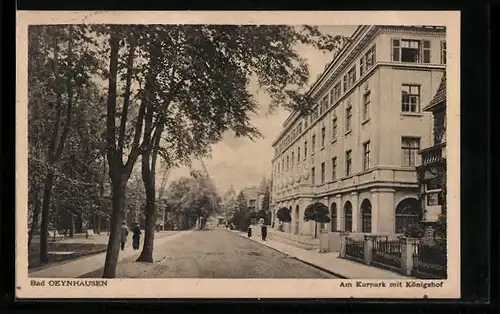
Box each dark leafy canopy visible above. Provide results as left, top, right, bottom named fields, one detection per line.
left=28, top=25, right=105, bottom=229
left=304, top=202, right=330, bottom=223
left=163, top=172, right=221, bottom=230
left=277, top=207, right=292, bottom=223
left=91, top=24, right=348, bottom=169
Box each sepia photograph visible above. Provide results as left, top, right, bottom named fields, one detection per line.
left=16, top=11, right=460, bottom=299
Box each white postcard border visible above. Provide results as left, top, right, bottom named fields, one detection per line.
left=16, top=10, right=461, bottom=299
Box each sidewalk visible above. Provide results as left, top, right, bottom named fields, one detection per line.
left=235, top=231, right=414, bottom=280
left=29, top=231, right=192, bottom=278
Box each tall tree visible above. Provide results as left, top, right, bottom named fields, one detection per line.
left=28, top=25, right=100, bottom=262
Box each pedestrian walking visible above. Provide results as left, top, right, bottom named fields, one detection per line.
left=132, top=222, right=141, bottom=250
left=259, top=218, right=267, bottom=241
left=120, top=221, right=129, bottom=251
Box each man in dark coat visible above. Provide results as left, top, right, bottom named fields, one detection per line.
left=132, top=222, right=141, bottom=250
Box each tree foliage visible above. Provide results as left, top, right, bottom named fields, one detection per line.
left=304, top=202, right=331, bottom=223
left=163, top=172, right=221, bottom=231
left=277, top=207, right=292, bottom=223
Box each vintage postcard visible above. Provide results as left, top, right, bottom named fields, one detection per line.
left=16, top=10, right=460, bottom=299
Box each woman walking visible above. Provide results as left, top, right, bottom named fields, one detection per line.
left=120, top=221, right=129, bottom=251
left=132, top=222, right=141, bottom=250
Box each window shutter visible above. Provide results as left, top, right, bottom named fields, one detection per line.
left=392, top=39, right=400, bottom=61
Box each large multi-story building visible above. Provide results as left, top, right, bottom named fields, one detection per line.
left=270, top=25, right=446, bottom=237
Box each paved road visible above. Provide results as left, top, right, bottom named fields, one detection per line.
left=81, top=229, right=337, bottom=278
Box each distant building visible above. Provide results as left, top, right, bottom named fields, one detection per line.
left=241, top=186, right=259, bottom=211
left=270, top=25, right=446, bottom=236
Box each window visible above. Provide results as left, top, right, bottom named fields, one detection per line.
left=395, top=198, right=420, bottom=233
left=321, top=162, right=325, bottom=184
left=347, top=67, right=356, bottom=89
left=440, top=41, right=447, bottom=64
left=321, top=126, right=326, bottom=147
left=321, top=95, right=329, bottom=113
left=359, top=56, right=365, bottom=76
left=392, top=39, right=430, bottom=63
left=401, top=137, right=420, bottom=167
left=345, top=103, right=352, bottom=132
left=332, top=117, right=338, bottom=141
left=392, top=39, right=401, bottom=61
left=343, top=75, right=348, bottom=93
left=426, top=177, right=443, bottom=206
left=297, top=147, right=301, bottom=163
left=331, top=157, right=337, bottom=180
left=427, top=193, right=441, bottom=206
left=360, top=45, right=376, bottom=75
left=344, top=202, right=353, bottom=232
left=304, top=116, right=308, bottom=128
left=422, top=40, right=431, bottom=63
left=329, top=89, right=335, bottom=105
left=363, top=141, right=371, bottom=171
left=363, top=91, right=371, bottom=121
left=311, top=167, right=315, bottom=185
left=286, top=155, right=289, bottom=170
left=312, top=134, right=316, bottom=153
left=401, top=84, right=421, bottom=113
left=361, top=199, right=372, bottom=233
left=365, top=45, right=376, bottom=69
left=345, top=150, right=352, bottom=176
left=304, top=140, right=308, bottom=157
left=291, top=152, right=294, bottom=167
left=333, top=82, right=341, bottom=102
left=330, top=203, right=337, bottom=232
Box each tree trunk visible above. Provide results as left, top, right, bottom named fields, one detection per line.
left=314, top=221, right=318, bottom=239
left=102, top=177, right=127, bottom=278
left=28, top=188, right=42, bottom=249
left=136, top=151, right=156, bottom=263
left=96, top=213, right=101, bottom=234
left=40, top=171, right=55, bottom=264
left=69, top=214, right=75, bottom=238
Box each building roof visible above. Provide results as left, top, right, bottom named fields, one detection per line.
left=424, top=73, right=446, bottom=112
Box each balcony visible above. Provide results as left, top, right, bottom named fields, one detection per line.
left=418, top=142, right=446, bottom=166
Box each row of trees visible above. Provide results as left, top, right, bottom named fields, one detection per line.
left=275, top=203, right=330, bottom=238
left=27, top=24, right=348, bottom=277
left=162, top=169, right=221, bottom=231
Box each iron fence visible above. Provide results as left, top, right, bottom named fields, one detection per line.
left=412, top=241, right=447, bottom=279
left=371, top=237, right=402, bottom=269
left=345, top=237, right=364, bottom=261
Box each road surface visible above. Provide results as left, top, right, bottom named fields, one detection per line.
left=81, top=228, right=337, bottom=278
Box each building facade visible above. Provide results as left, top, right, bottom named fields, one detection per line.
left=416, top=73, right=447, bottom=233
left=270, top=25, right=446, bottom=236
left=241, top=186, right=259, bottom=211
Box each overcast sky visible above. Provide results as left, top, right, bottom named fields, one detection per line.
left=165, top=25, right=358, bottom=194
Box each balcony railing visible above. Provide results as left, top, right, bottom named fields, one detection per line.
left=418, top=142, right=446, bottom=166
